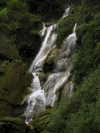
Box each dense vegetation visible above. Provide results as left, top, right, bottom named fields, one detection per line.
left=51, top=0, right=100, bottom=132
left=0, top=0, right=42, bottom=65
left=27, top=0, right=100, bottom=132
left=0, top=0, right=100, bottom=132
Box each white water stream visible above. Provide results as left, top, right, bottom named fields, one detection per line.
left=43, top=23, right=77, bottom=106
left=29, top=24, right=57, bottom=72
left=25, top=7, right=77, bottom=124
left=62, top=7, right=70, bottom=18
left=25, top=23, right=58, bottom=124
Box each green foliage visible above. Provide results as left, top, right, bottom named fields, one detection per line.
left=25, top=0, right=65, bottom=21
left=7, top=0, right=28, bottom=13
left=57, top=15, right=75, bottom=48
left=0, top=0, right=42, bottom=64
left=51, top=2, right=100, bottom=132
left=71, top=12, right=100, bottom=85
left=0, top=34, right=20, bottom=60
left=52, top=68, right=100, bottom=133
left=0, top=0, right=10, bottom=10
left=31, top=108, right=56, bottom=133
left=0, top=8, right=8, bottom=21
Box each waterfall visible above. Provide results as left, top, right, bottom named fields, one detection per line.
left=43, top=23, right=77, bottom=106
left=29, top=24, right=57, bottom=72
left=63, top=23, right=77, bottom=50
left=24, top=7, right=76, bottom=124
left=44, top=71, right=70, bottom=106
left=25, top=23, right=58, bottom=124
left=25, top=73, right=46, bottom=124
left=62, top=7, right=70, bottom=18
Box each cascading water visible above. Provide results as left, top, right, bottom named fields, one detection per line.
left=44, top=71, right=70, bottom=106
left=29, top=24, right=57, bottom=72
left=25, top=73, right=46, bottom=123
left=25, top=23, right=58, bottom=124
left=62, top=7, right=70, bottom=18
left=43, top=23, right=77, bottom=106
left=63, top=23, right=77, bottom=49
left=25, top=7, right=77, bottom=124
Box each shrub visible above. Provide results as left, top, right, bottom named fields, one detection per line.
left=57, top=15, right=75, bottom=48
left=52, top=68, right=100, bottom=133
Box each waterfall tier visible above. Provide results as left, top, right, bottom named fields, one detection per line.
left=25, top=23, right=58, bottom=124
left=25, top=7, right=77, bottom=124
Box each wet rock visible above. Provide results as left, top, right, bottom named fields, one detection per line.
left=55, top=91, right=60, bottom=104
left=55, top=75, right=70, bottom=94
left=36, top=68, right=43, bottom=73
left=43, top=47, right=58, bottom=73
left=45, top=23, right=52, bottom=27
left=57, top=58, right=71, bottom=71
left=63, top=48, right=72, bottom=57
left=61, top=81, right=73, bottom=98
left=57, top=48, right=72, bottom=60
left=36, top=72, right=45, bottom=87
left=21, top=92, right=33, bottom=105
left=66, top=58, right=71, bottom=68
left=57, top=59, right=67, bottom=71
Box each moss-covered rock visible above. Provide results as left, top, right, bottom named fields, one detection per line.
left=43, top=47, right=58, bottom=73
left=0, top=100, right=13, bottom=117
left=28, top=108, right=56, bottom=133
left=0, top=60, right=10, bottom=75
left=0, top=62, right=33, bottom=105
left=0, top=117, right=32, bottom=133
left=57, top=14, right=76, bottom=48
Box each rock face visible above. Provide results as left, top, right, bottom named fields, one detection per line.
left=1, top=62, right=33, bottom=105
left=0, top=117, right=33, bottom=133
left=0, top=62, right=33, bottom=117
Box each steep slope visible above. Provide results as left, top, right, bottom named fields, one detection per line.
left=28, top=0, right=100, bottom=132
left=0, top=0, right=42, bottom=118
left=0, top=0, right=100, bottom=132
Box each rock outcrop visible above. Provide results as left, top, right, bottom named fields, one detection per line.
left=0, top=62, right=33, bottom=117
